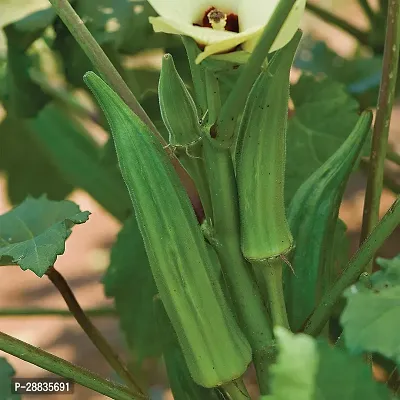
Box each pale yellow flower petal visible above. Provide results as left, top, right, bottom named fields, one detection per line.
left=239, top=0, right=306, bottom=52
left=148, top=0, right=239, bottom=24
left=149, top=16, right=235, bottom=45
left=195, top=26, right=260, bottom=64
left=147, top=0, right=200, bottom=22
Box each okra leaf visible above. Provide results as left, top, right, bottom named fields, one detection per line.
left=0, top=0, right=50, bottom=29
left=3, top=20, right=50, bottom=117
left=0, top=196, right=90, bottom=277
left=267, top=328, right=390, bottom=400
left=0, top=116, right=73, bottom=205
left=102, top=216, right=162, bottom=361
left=294, top=37, right=382, bottom=108
left=0, top=357, right=20, bottom=400
left=341, top=255, right=400, bottom=364
left=286, top=75, right=361, bottom=203
left=29, top=104, right=132, bottom=221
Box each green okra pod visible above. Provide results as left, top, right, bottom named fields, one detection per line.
left=84, top=71, right=251, bottom=388
left=159, top=53, right=212, bottom=221
left=236, top=31, right=302, bottom=262
left=286, top=110, right=373, bottom=331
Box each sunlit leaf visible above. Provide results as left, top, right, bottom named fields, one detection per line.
left=266, top=328, right=391, bottom=400
left=0, top=196, right=90, bottom=277
left=341, top=255, right=400, bottom=364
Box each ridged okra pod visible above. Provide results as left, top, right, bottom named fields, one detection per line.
left=84, top=72, right=251, bottom=388
left=159, top=53, right=212, bottom=221
left=236, top=32, right=301, bottom=261
left=285, top=111, right=372, bottom=330
left=286, top=111, right=373, bottom=331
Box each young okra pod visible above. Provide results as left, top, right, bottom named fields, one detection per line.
left=84, top=72, right=251, bottom=388
left=236, top=31, right=302, bottom=261
left=286, top=110, right=373, bottom=330
left=159, top=53, right=212, bottom=221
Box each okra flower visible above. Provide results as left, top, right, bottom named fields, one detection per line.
left=147, top=0, right=306, bottom=63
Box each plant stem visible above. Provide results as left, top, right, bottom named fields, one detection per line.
left=221, top=379, right=251, bottom=399
left=358, top=0, right=377, bottom=25
left=360, top=0, right=400, bottom=273
left=202, top=140, right=273, bottom=395
left=306, top=3, right=370, bottom=47
left=253, top=258, right=290, bottom=330
left=0, top=307, right=116, bottom=317
left=0, top=331, right=138, bottom=400
left=46, top=267, right=146, bottom=398
left=48, top=0, right=200, bottom=211
left=304, top=196, right=400, bottom=336
left=387, top=150, right=400, bottom=166
left=216, top=0, right=297, bottom=147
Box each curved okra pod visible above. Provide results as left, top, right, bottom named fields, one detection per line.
left=286, top=110, right=373, bottom=331
left=84, top=71, right=251, bottom=388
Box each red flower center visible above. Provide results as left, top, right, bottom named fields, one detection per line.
left=194, top=7, right=239, bottom=33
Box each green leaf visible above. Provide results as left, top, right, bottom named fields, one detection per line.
left=0, top=357, right=20, bottom=400
left=102, top=216, right=161, bottom=360
left=0, top=0, right=50, bottom=29
left=28, top=103, right=132, bottom=221
left=286, top=75, right=361, bottom=202
left=267, top=328, right=391, bottom=400
left=294, top=37, right=382, bottom=109
left=0, top=196, right=90, bottom=277
left=0, top=116, right=73, bottom=204
left=3, top=21, right=50, bottom=117
left=315, top=341, right=390, bottom=399
left=51, top=1, right=170, bottom=88
left=268, top=328, right=318, bottom=400
left=118, top=2, right=178, bottom=54
left=341, top=255, right=400, bottom=364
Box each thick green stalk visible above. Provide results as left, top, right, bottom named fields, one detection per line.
left=304, top=196, right=400, bottom=336
left=253, top=259, right=290, bottom=330
left=0, top=307, right=116, bottom=317
left=203, top=139, right=273, bottom=394
left=360, top=0, right=400, bottom=273
left=306, top=3, right=370, bottom=47
left=46, top=267, right=145, bottom=398
left=0, top=331, right=139, bottom=400
left=216, top=0, right=297, bottom=147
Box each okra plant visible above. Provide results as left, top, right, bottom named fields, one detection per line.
left=0, top=0, right=399, bottom=399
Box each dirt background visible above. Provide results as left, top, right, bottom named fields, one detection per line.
left=0, top=1, right=399, bottom=399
